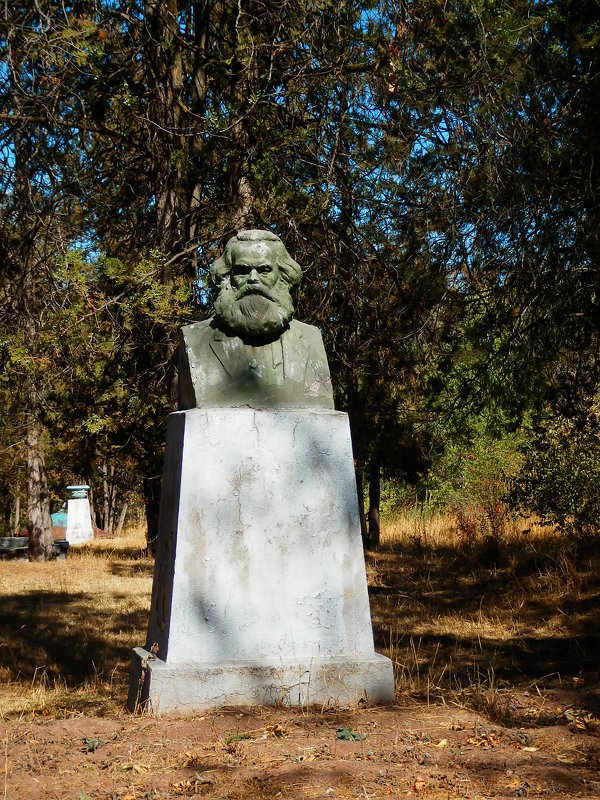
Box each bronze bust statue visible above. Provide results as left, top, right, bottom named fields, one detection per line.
left=179, top=230, right=334, bottom=409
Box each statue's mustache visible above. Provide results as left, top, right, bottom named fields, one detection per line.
left=214, top=278, right=294, bottom=337
left=234, top=284, right=277, bottom=302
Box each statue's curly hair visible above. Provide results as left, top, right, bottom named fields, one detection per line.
left=210, top=230, right=301, bottom=289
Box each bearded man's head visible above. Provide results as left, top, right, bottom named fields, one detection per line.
left=210, top=230, right=301, bottom=339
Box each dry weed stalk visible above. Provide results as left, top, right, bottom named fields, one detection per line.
left=2, top=732, right=7, bottom=800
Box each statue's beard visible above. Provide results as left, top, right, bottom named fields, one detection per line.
left=214, top=282, right=294, bottom=339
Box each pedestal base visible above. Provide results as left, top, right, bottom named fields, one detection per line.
left=128, top=647, right=395, bottom=714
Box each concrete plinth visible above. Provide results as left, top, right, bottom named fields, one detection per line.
left=129, top=408, right=395, bottom=713
left=128, top=650, right=393, bottom=713
left=65, top=485, right=94, bottom=545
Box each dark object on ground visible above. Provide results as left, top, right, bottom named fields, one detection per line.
left=0, top=536, right=69, bottom=560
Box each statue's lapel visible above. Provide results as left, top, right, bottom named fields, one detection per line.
left=209, top=325, right=305, bottom=381
left=281, top=324, right=308, bottom=383
left=209, top=328, right=235, bottom=377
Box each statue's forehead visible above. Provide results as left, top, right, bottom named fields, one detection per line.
left=230, top=239, right=278, bottom=263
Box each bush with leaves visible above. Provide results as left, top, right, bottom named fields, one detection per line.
left=513, top=408, right=600, bottom=538
left=426, top=418, right=526, bottom=541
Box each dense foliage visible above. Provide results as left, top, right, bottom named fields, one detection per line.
left=0, top=0, right=598, bottom=555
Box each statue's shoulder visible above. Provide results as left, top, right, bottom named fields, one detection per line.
left=289, top=319, right=324, bottom=343
left=180, top=317, right=216, bottom=348
left=288, top=320, right=329, bottom=368
left=178, top=319, right=220, bottom=409
left=287, top=320, right=333, bottom=405
left=181, top=317, right=214, bottom=336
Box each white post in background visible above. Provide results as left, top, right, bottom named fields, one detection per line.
left=65, top=485, right=94, bottom=545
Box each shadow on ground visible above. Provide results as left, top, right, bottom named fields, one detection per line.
left=0, top=590, right=148, bottom=684
left=368, top=534, right=600, bottom=691
left=108, top=558, right=155, bottom=577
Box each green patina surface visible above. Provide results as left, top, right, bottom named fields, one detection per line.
left=179, top=230, right=334, bottom=410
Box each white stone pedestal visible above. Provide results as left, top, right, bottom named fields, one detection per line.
left=128, top=408, right=395, bottom=714
left=65, top=486, right=94, bottom=545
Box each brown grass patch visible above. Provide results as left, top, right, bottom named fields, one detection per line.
left=369, top=511, right=600, bottom=718
left=1, top=514, right=599, bottom=726
left=0, top=524, right=152, bottom=719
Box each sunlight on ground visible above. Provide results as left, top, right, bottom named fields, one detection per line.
left=371, top=512, right=599, bottom=706
left=0, top=524, right=152, bottom=719
left=380, top=510, right=559, bottom=549
left=1, top=514, right=598, bottom=721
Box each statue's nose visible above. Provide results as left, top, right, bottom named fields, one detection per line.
left=248, top=268, right=260, bottom=284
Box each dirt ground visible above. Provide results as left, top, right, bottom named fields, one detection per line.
left=2, top=523, right=600, bottom=799
left=2, top=686, right=600, bottom=800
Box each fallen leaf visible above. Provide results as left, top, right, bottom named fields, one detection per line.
left=266, top=723, right=288, bottom=738
left=181, top=751, right=204, bottom=768
left=222, top=732, right=253, bottom=751
left=557, top=754, right=574, bottom=764
left=122, top=762, right=150, bottom=773
left=194, top=771, right=216, bottom=785
left=170, top=778, right=204, bottom=795
left=292, top=748, right=318, bottom=763
left=522, top=746, right=539, bottom=752
left=81, top=737, right=102, bottom=753
left=563, top=708, right=599, bottom=728
left=432, top=738, right=448, bottom=748
left=465, top=732, right=499, bottom=748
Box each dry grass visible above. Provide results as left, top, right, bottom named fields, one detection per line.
left=0, top=524, right=152, bottom=720
left=1, top=513, right=599, bottom=725
left=380, top=509, right=559, bottom=549
left=370, top=510, right=600, bottom=715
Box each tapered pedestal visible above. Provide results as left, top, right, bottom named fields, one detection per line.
left=128, top=408, right=394, bottom=714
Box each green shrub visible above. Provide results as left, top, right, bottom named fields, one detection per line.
left=513, top=410, right=600, bottom=537
left=425, top=419, right=526, bottom=540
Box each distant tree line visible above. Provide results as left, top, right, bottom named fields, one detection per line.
left=0, top=0, right=598, bottom=558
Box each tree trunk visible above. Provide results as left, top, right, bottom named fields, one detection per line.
left=12, top=494, right=21, bottom=535
left=115, top=501, right=128, bottom=536
left=24, top=261, right=54, bottom=561
left=88, top=483, right=98, bottom=530
left=230, top=171, right=255, bottom=230
left=108, top=490, right=117, bottom=537
left=354, top=464, right=368, bottom=545
left=346, top=368, right=368, bottom=544
left=227, top=1, right=259, bottom=230
left=102, top=458, right=117, bottom=535
left=144, top=0, right=184, bottom=261
left=368, top=454, right=381, bottom=550
left=102, top=458, right=110, bottom=534
left=26, top=410, right=54, bottom=561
